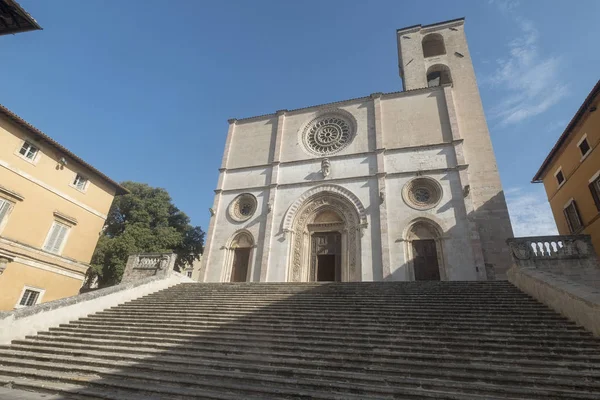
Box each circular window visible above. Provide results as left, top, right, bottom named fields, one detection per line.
left=301, top=112, right=356, bottom=156
left=402, top=177, right=443, bottom=210
left=228, top=194, right=257, bottom=222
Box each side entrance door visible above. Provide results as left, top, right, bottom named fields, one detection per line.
left=412, top=239, right=440, bottom=281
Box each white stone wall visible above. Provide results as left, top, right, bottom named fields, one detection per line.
left=201, top=86, right=484, bottom=283
left=201, top=19, right=513, bottom=282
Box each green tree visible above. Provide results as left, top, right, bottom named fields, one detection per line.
left=88, top=181, right=204, bottom=288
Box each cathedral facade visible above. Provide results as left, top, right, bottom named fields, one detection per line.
left=199, top=18, right=514, bottom=283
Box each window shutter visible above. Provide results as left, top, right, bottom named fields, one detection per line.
left=52, top=224, right=69, bottom=253
left=44, top=223, right=60, bottom=252
left=0, top=199, right=10, bottom=224
left=590, top=179, right=600, bottom=212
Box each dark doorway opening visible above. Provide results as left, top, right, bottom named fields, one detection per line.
left=412, top=239, right=440, bottom=281
left=231, top=248, right=250, bottom=282
left=317, top=254, right=336, bottom=282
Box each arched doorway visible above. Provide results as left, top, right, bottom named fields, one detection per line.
left=283, top=185, right=366, bottom=282
left=222, top=231, right=254, bottom=282
left=404, top=219, right=446, bottom=281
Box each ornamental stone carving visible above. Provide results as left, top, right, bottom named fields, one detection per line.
left=300, top=109, right=357, bottom=156
left=228, top=193, right=257, bottom=222
left=321, top=158, right=331, bottom=178
left=285, top=186, right=365, bottom=283
left=402, top=177, right=443, bottom=210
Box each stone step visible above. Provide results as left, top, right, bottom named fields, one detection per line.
left=87, top=311, right=575, bottom=326
left=4, top=343, right=600, bottom=384
left=69, top=316, right=590, bottom=337
left=44, top=324, right=600, bottom=351
left=60, top=321, right=595, bottom=346
left=1, top=349, right=599, bottom=396
left=1, top=356, right=598, bottom=400
left=15, top=334, right=600, bottom=368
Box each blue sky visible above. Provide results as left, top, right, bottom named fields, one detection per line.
left=3, top=0, right=598, bottom=236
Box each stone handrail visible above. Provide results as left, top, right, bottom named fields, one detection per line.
left=507, top=235, right=593, bottom=262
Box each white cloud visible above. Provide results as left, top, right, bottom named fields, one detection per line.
left=486, top=5, right=568, bottom=125
left=505, top=187, right=558, bottom=237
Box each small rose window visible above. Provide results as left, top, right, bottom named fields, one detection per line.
left=402, top=177, right=442, bottom=210
left=229, top=194, right=257, bottom=222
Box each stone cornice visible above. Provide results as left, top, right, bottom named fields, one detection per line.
left=219, top=140, right=460, bottom=174
left=0, top=184, right=24, bottom=201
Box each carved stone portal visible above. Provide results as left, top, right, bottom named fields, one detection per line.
left=287, top=192, right=362, bottom=282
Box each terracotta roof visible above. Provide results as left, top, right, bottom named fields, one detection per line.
left=0, top=104, right=129, bottom=195
left=0, top=0, right=41, bottom=36
left=532, top=79, right=600, bottom=183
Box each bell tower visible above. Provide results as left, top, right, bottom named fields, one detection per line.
left=397, top=18, right=514, bottom=279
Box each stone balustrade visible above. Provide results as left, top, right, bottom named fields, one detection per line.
left=121, top=252, right=178, bottom=284
left=507, top=235, right=593, bottom=263
left=506, top=234, right=600, bottom=288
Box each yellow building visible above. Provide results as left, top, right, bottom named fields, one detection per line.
left=0, top=105, right=128, bottom=310
left=533, top=79, right=600, bottom=253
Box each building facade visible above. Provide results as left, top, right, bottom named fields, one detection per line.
left=0, top=106, right=127, bottom=310
left=533, top=80, right=600, bottom=254
left=200, top=18, right=513, bottom=283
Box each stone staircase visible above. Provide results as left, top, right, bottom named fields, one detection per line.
left=1, top=281, right=600, bottom=399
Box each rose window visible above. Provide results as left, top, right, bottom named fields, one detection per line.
left=301, top=113, right=356, bottom=156
left=228, top=193, right=257, bottom=222
left=402, top=177, right=443, bottom=210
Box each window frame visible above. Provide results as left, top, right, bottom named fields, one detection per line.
left=43, top=220, right=71, bottom=255
left=0, top=197, right=15, bottom=235
left=577, top=134, right=592, bottom=161
left=563, top=199, right=583, bottom=233
left=589, top=171, right=600, bottom=212
left=554, top=167, right=565, bottom=189
left=15, top=140, right=40, bottom=164
left=15, top=286, right=45, bottom=309
left=70, top=173, right=89, bottom=193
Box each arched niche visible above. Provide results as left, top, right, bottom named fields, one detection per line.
left=422, top=33, right=446, bottom=58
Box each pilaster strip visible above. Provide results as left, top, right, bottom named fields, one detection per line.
left=259, top=110, right=287, bottom=282
left=371, top=93, right=391, bottom=279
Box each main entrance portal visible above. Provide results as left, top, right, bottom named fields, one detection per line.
left=284, top=186, right=366, bottom=283
left=311, top=232, right=341, bottom=282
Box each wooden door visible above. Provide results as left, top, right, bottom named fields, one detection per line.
left=412, top=239, right=440, bottom=281
left=231, top=248, right=250, bottom=282
left=311, top=232, right=342, bottom=281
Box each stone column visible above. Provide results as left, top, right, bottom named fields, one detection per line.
left=259, top=110, right=287, bottom=282
left=371, top=93, right=391, bottom=279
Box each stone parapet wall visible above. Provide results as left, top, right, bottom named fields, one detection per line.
left=0, top=271, right=193, bottom=344
left=507, top=235, right=600, bottom=288
left=121, top=253, right=178, bottom=283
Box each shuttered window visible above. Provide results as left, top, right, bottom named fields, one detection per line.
left=590, top=176, right=600, bottom=212
left=564, top=201, right=583, bottom=233
left=0, top=198, right=11, bottom=226
left=43, top=221, right=70, bottom=254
